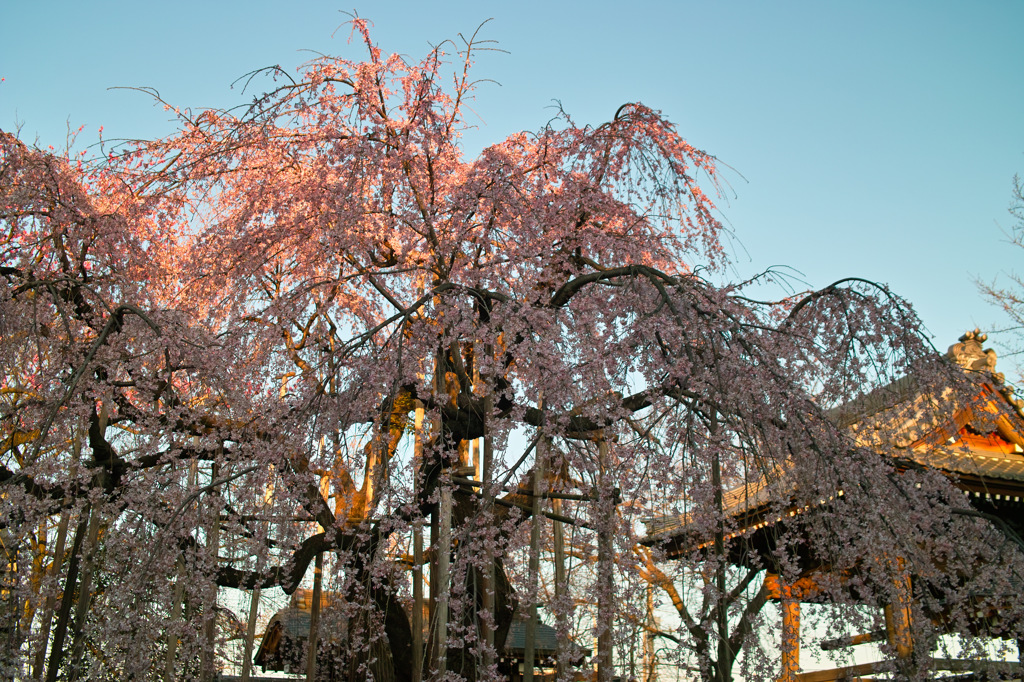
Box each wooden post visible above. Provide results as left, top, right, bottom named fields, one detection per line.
left=780, top=586, right=801, bottom=682
left=523, top=414, right=547, bottom=682
left=412, top=402, right=425, bottom=682
left=552, top=492, right=567, bottom=681
left=428, top=349, right=450, bottom=679
left=643, top=582, right=656, bottom=682
left=481, top=389, right=496, bottom=674
left=165, top=456, right=198, bottom=682
left=44, top=509, right=88, bottom=682
left=239, top=586, right=261, bottom=682
left=884, top=571, right=913, bottom=660
left=32, top=444, right=78, bottom=681
left=306, top=551, right=323, bottom=681
left=67, top=504, right=101, bottom=682
left=596, top=436, right=614, bottom=682
left=711, top=444, right=730, bottom=682
left=435, top=482, right=452, bottom=679
left=200, top=460, right=221, bottom=682
left=69, top=409, right=108, bottom=682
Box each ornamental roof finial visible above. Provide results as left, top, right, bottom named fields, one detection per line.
left=946, top=328, right=1002, bottom=381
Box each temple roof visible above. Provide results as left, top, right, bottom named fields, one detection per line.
left=643, top=331, right=1024, bottom=549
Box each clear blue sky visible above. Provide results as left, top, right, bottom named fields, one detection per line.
left=3, top=0, right=1023, bottom=372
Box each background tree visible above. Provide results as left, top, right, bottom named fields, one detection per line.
left=3, top=22, right=1023, bottom=682
left=980, top=173, right=1024, bottom=369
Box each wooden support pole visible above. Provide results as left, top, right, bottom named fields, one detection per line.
left=200, top=460, right=221, bottom=682
left=711, top=447, right=729, bottom=682
left=596, top=436, right=614, bottom=682
left=428, top=351, right=444, bottom=678
left=428, top=502, right=439, bottom=674
left=164, top=562, right=185, bottom=682
left=306, top=551, right=323, bottom=682
left=67, top=504, right=101, bottom=682
left=884, top=571, right=913, bottom=660
left=481, top=390, right=496, bottom=674
left=643, top=582, right=656, bottom=682
left=413, top=403, right=425, bottom=682
left=32, top=448, right=77, bottom=681
left=552, top=494, right=567, bottom=681
left=69, top=410, right=108, bottom=682
left=239, top=586, right=261, bottom=682
left=780, top=594, right=801, bottom=682
left=44, top=509, right=87, bottom=682
left=523, top=422, right=547, bottom=682
left=241, top=476, right=272, bottom=682
left=164, top=457, right=198, bottom=682
left=435, top=483, right=452, bottom=679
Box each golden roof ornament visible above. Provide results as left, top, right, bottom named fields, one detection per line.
left=947, top=329, right=1024, bottom=415
left=947, top=329, right=1000, bottom=378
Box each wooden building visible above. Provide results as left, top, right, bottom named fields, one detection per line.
left=643, top=331, right=1024, bottom=680
left=499, top=617, right=592, bottom=682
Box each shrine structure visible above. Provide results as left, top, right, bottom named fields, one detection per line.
left=643, top=331, right=1024, bottom=680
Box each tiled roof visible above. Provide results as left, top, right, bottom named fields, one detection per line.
left=505, top=620, right=561, bottom=656
left=642, top=353, right=1024, bottom=547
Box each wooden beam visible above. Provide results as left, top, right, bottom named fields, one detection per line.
left=819, top=629, right=887, bottom=651
left=763, top=573, right=822, bottom=602
left=797, top=658, right=1024, bottom=682
left=795, top=661, right=885, bottom=682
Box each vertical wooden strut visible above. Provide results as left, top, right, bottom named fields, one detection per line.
left=480, top=387, right=496, bottom=674
left=164, top=553, right=185, bottom=682
left=67, top=504, right=101, bottom=682
left=643, top=583, right=656, bottom=682
left=779, top=581, right=801, bottom=682
left=430, top=348, right=452, bottom=680
left=305, top=551, right=323, bottom=681
left=241, top=468, right=273, bottom=682
left=552, top=491, right=567, bottom=681
left=596, top=436, right=615, bottom=682
left=710, top=436, right=729, bottom=682
left=523, top=398, right=546, bottom=682
left=69, top=406, right=110, bottom=682
left=884, top=568, right=913, bottom=661
left=33, top=442, right=77, bottom=681
left=44, top=508, right=88, bottom=682
left=200, top=460, right=221, bottom=682
left=164, top=457, right=197, bottom=682
left=240, top=585, right=261, bottom=682
left=412, top=402, right=425, bottom=682
left=435, top=482, right=452, bottom=679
